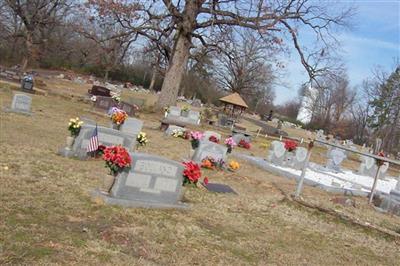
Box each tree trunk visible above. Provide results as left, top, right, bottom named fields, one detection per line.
left=156, top=31, right=191, bottom=109
left=149, top=67, right=157, bottom=91
left=22, top=31, right=33, bottom=71
left=104, top=69, right=109, bottom=81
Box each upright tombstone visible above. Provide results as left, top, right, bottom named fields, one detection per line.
left=166, top=106, right=182, bottom=118
left=292, top=147, right=308, bottom=170
left=266, top=141, right=286, bottom=166
left=119, top=102, right=137, bottom=116
left=232, top=133, right=250, bottom=145
left=4, top=93, right=32, bottom=115
left=325, top=148, right=347, bottom=172
left=192, top=141, right=227, bottom=163
left=61, top=124, right=136, bottom=159
left=101, top=153, right=186, bottom=208
left=94, top=96, right=117, bottom=111
left=358, top=155, right=389, bottom=178
left=203, top=131, right=222, bottom=142
left=20, top=75, right=34, bottom=93
left=186, top=110, right=201, bottom=125
left=120, top=117, right=143, bottom=136
left=88, top=85, right=111, bottom=97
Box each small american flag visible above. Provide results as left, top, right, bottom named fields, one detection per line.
left=86, top=124, right=99, bottom=153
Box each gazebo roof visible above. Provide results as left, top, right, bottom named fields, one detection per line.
left=219, top=92, right=248, bottom=108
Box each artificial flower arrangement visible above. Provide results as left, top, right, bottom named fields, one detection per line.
left=228, top=160, right=240, bottom=171
left=172, top=129, right=185, bottom=138
left=102, top=145, right=132, bottom=176
left=111, top=93, right=121, bottom=103
left=190, top=131, right=204, bottom=149
left=68, top=117, right=84, bottom=137
left=201, top=156, right=226, bottom=171
left=238, top=139, right=251, bottom=149
left=136, top=132, right=148, bottom=147
left=208, top=135, right=219, bottom=143
left=224, top=137, right=237, bottom=153
left=375, top=151, right=385, bottom=167
left=182, top=105, right=190, bottom=112
left=182, top=161, right=202, bottom=185
left=109, top=107, right=128, bottom=126
left=284, top=139, right=298, bottom=152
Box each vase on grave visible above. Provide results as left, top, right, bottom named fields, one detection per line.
left=227, top=146, right=232, bottom=154
left=191, top=139, right=199, bottom=150
left=102, top=173, right=117, bottom=194
left=112, top=122, right=121, bottom=130
left=65, top=136, right=75, bottom=150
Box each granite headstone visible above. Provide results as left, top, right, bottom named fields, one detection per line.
left=4, top=93, right=32, bottom=115
left=105, top=153, right=186, bottom=208
left=192, top=141, right=227, bottom=163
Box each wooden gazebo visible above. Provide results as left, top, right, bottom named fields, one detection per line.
left=219, top=92, right=248, bottom=117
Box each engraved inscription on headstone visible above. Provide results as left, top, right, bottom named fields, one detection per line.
left=109, top=153, right=185, bottom=207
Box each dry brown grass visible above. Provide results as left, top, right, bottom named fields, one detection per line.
left=1, top=82, right=400, bottom=265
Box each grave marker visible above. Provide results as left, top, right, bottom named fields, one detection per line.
left=120, top=117, right=143, bottom=136
left=192, top=141, right=227, bottom=163
left=104, top=153, right=186, bottom=208
left=4, top=93, right=32, bottom=115
left=267, top=141, right=285, bottom=165
left=60, top=124, right=136, bottom=159
left=326, top=148, right=347, bottom=172
left=203, top=131, right=222, bottom=142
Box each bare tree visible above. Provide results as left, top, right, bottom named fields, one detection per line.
left=87, top=0, right=354, bottom=109
left=213, top=30, right=276, bottom=106
left=4, top=0, right=71, bottom=70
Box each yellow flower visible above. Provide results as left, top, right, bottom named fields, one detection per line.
left=75, top=117, right=79, bottom=120
left=69, top=122, right=72, bottom=126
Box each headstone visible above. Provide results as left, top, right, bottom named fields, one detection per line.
left=120, top=117, right=143, bottom=136
left=167, top=106, right=181, bottom=117
left=192, top=141, right=227, bottom=163
left=105, top=153, right=186, bottom=208
left=94, top=96, right=117, bottom=111
left=80, top=117, right=96, bottom=125
left=61, top=124, right=136, bottom=159
left=292, top=147, right=308, bottom=169
left=119, top=102, right=137, bottom=116
left=203, top=131, right=222, bottom=142
left=358, top=155, right=389, bottom=178
left=88, top=85, right=111, bottom=97
left=204, top=183, right=237, bottom=194
left=186, top=110, right=200, bottom=125
left=4, top=93, right=32, bottom=115
left=232, top=133, right=251, bottom=144
left=267, top=141, right=286, bottom=165
left=326, top=148, right=346, bottom=172
left=20, top=75, right=34, bottom=92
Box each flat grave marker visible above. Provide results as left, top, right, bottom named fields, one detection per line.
left=4, top=93, right=32, bottom=115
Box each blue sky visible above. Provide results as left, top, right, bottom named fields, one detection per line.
left=274, top=0, right=400, bottom=104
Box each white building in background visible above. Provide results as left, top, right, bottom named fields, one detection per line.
left=296, top=85, right=318, bottom=124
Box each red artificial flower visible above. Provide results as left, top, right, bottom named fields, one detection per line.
left=284, top=140, right=298, bottom=152
left=238, top=139, right=251, bottom=149
left=182, top=161, right=202, bottom=184
left=209, top=135, right=219, bottom=143
left=102, top=145, right=131, bottom=175
left=203, top=177, right=209, bottom=185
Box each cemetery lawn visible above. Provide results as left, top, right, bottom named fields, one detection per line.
left=1, top=84, right=400, bottom=265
